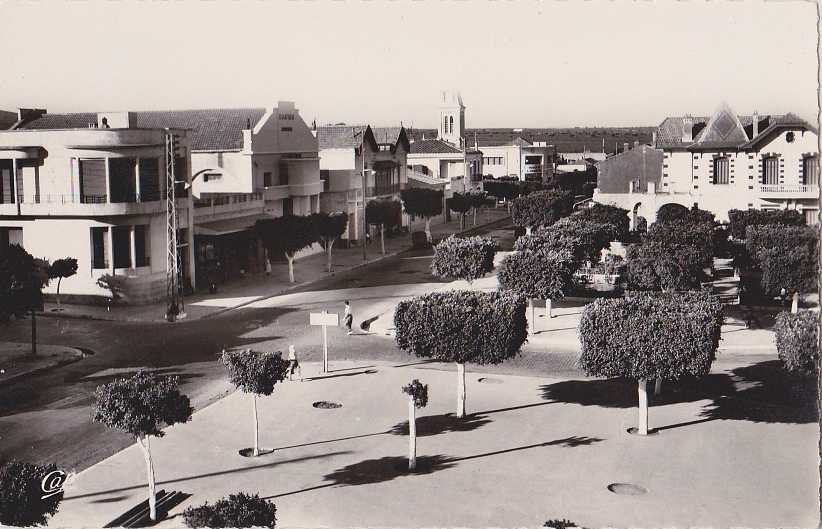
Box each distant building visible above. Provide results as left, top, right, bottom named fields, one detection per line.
left=316, top=124, right=409, bottom=243
left=594, top=102, right=819, bottom=225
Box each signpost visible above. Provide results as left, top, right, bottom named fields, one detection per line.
left=310, top=310, right=339, bottom=373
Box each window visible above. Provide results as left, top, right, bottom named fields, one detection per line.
left=713, top=157, right=729, bottom=184
left=805, top=209, right=819, bottom=226
left=443, top=116, right=448, bottom=134
left=216, top=152, right=224, bottom=168
left=134, top=225, right=149, bottom=267
left=449, top=116, right=454, bottom=134
left=138, top=158, right=160, bottom=201
left=79, top=159, right=107, bottom=203
left=112, top=226, right=131, bottom=268
left=264, top=172, right=273, bottom=187
left=90, top=227, right=108, bottom=269
left=283, top=198, right=293, bottom=216
left=320, top=169, right=329, bottom=191
left=803, top=155, right=819, bottom=186
left=278, top=161, right=289, bottom=185
left=109, top=158, right=137, bottom=203
left=281, top=127, right=292, bottom=132
left=762, top=156, right=779, bottom=185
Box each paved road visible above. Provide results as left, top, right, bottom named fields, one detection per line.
left=0, top=218, right=579, bottom=473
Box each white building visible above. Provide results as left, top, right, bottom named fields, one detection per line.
left=594, top=102, right=819, bottom=225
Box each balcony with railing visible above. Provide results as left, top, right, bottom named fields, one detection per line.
left=192, top=191, right=265, bottom=220
left=759, top=184, right=819, bottom=197
left=0, top=191, right=188, bottom=216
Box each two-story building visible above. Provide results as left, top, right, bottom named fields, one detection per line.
left=1, top=102, right=323, bottom=302
left=594, top=102, right=819, bottom=225
left=317, top=125, right=409, bottom=243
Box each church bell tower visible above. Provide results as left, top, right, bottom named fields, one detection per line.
left=438, top=91, right=465, bottom=147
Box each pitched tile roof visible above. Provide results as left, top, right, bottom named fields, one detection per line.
left=17, top=108, right=266, bottom=151
left=316, top=125, right=368, bottom=150
left=371, top=127, right=403, bottom=145
left=409, top=138, right=463, bottom=154
left=0, top=110, right=18, bottom=130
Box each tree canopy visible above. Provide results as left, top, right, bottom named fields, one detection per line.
left=431, top=235, right=498, bottom=283
left=0, top=244, right=48, bottom=319
left=728, top=208, right=805, bottom=240
left=655, top=204, right=715, bottom=225
left=774, top=311, right=818, bottom=376
left=310, top=212, right=348, bottom=248
left=400, top=188, right=444, bottom=220
left=510, top=190, right=574, bottom=229
left=48, top=258, right=78, bottom=282
left=0, top=460, right=64, bottom=527
left=366, top=199, right=401, bottom=229
left=516, top=216, right=617, bottom=265
left=497, top=248, right=577, bottom=301
left=573, top=203, right=630, bottom=241
left=221, top=349, right=289, bottom=397
left=255, top=216, right=318, bottom=258
left=626, top=241, right=708, bottom=291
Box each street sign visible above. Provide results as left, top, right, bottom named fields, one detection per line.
left=310, top=310, right=339, bottom=373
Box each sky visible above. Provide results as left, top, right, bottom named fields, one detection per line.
left=0, top=1, right=818, bottom=128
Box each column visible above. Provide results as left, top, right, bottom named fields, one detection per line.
left=107, top=226, right=115, bottom=273
left=104, top=158, right=111, bottom=203
left=129, top=226, right=137, bottom=269
left=11, top=159, right=17, bottom=203
left=135, top=158, right=141, bottom=202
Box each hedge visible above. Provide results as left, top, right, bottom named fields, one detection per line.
left=431, top=235, right=498, bottom=283
left=578, top=291, right=723, bottom=380
left=774, top=311, right=819, bottom=376
left=626, top=241, right=708, bottom=291
left=758, top=246, right=818, bottom=296
left=394, top=290, right=527, bottom=365
left=745, top=224, right=817, bottom=256
left=183, top=492, right=276, bottom=528
left=497, top=248, right=577, bottom=301
left=644, top=219, right=714, bottom=267
left=573, top=204, right=630, bottom=241
left=0, top=460, right=64, bottom=527
left=728, top=208, right=805, bottom=240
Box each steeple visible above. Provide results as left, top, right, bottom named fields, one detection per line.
left=438, top=90, right=466, bottom=147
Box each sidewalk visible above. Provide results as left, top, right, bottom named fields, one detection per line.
left=0, top=341, right=86, bottom=385
left=39, top=209, right=511, bottom=323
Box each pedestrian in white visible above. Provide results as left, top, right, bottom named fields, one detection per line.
left=287, top=344, right=303, bottom=382
left=344, top=300, right=353, bottom=335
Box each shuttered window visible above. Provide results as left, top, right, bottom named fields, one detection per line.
left=803, top=156, right=819, bottom=186
left=139, top=158, right=161, bottom=201
left=762, top=156, right=779, bottom=185
left=79, top=159, right=107, bottom=203
left=713, top=157, right=729, bottom=184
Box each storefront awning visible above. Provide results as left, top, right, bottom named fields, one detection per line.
left=194, top=213, right=271, bottom=237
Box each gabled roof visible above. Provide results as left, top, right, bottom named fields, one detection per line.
left=511, top=136, right=532, bottom=147
left=692, top=102, right=750, bottom=149
left=316, top=125, right=368, bottom=150
left=409, top=138, right=463, bottom=154
left=16, top=108, right=267, bottom=151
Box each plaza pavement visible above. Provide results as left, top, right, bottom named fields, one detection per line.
left=49, top=354, right=819, bottom=529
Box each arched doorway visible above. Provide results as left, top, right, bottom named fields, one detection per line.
left=656, top=203, right=689, bottom=224
left=631, top=202, right=642, bottom=231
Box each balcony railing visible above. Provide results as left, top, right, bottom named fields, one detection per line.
left=193, top=192, right=265, bottom=208
left=760, top=184, right=818, bottom=194
left=367, top=183, right=403, bottom=198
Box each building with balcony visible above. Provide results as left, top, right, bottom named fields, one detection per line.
left=477, top=137, right=553, bottom=182
left=594, top=102, right=819, bottom=226
left=2, top=102, right=323, bottom=302
left=317, top=124, right=409, bottom=243
left=0, top=109, right=195, bottom=303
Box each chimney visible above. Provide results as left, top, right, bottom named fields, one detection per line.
left=682, top=115, right=694, bottom=142
left=752, top=111, right=759, bottom=138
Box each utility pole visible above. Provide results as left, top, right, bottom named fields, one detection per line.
left=361, top=144, right=367, bottom=262
left=165, top=130, right=185, bottom=322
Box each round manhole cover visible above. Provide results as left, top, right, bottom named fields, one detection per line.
left=607, top=483, right=648, bottom=495
left=477, top=377, right=504, bottom=384
left=313, top=401, right=343, bottom=409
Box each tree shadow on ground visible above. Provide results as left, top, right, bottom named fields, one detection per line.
left=539, top=374, right=737, bottom=409
left=698, top=360, right=818, bottom=424
left=388, top=413, right=492, bottom=437
left=322, top=455, right=457, bottom=486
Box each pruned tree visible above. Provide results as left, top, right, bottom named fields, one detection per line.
left=366, top=198, right=401, bottom=255
left=467, top=191, right=489, bottom=226
left=0, top=244, right=49, bottom=354
left=96, top=274, right=126, bottom=311
left=774, top=311, right=818, bottom=376
left=400, top=188, right=444, bottom=242
left=394, top=290, right=527, bottom=417
left=446, top=193, right=472, bottom=230
left=656, top=203, right=715, bottom=225
left=728, top=208, right=805, bottom=240
left=48, top=257, right=78, bottom=310
left=482, top=181, right=519, bottom=212
left=93, top=371, right=192, bottom=521
left=746, top=225, right=818, bottom=305
left=578, top=291, right=723, bottom=435
left=573, top=203, right=630, bottom=242
left=510, top=190, right=574, bottom=234
left=310, top=212, right=348, bottom=272
left=518, top=217, right=617, bottom=266
left=401, top=379, right=429, bottom=470
left=220, top=349, right=289, bottom=457
left=183, top=492, right=277, bottom=529
left=645, top=220, right=714, bottom=267
left=626, top=242, right=708, bottom=292
left=255, top=216, right=318, bottom=283
left=0, top=460, right=64, bottom=527
left=431, top=235, right=498, bottom=284
left=497, top=248, right=576, bottom=323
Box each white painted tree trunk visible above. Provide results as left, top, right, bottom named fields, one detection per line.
left=326, top=240, right=335, bottom=273
left=637, top=379, right=649, bottom=435
left=525, top=226, right=532, bottom=235
left=380, top=225, right=386, bottom=255
left=456, top=362, right=466, bottom=418
left=654, top=378, right=662, bottom=396
left=56, top=278, right=62, bottom=309
left=424, top=218, right=432, bottom=242
left=792, top=292, right=799, bottom=313
left=473, top=207, right=477, bottom=226
left=286, top=253, right=295, bottom=283
left=408, top=397, right=417, bottom=470
left=529, top=299, right=535, bottom=333
left=545, top=298, right=552, bottom=318
left=137, top=436, right=157, bottom=521
left=252, top=393, right=259, bottom=456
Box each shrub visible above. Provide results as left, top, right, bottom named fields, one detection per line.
left=626, top=242, right=708, bottom=291
left=774, top=311, right=819, bottom=376
left=573, top=204, right=630, bottom=241
left=578, top=291, right=723, bottom=381
left=758, top=246, right=818, bottom=296
left=745, top=224, right=817, bottom=256
left=498, top=249, right=577, bottom=303
left=656, top=204, right=715, bottom=225
left=728, top=208, right=805, bottom=240
left=183, top=492, right=276, bottom=528
left=511, top=190, right=574, bottom=229
left=0, top=461, right=64, bottom=526
left=645, top=220, right=714, bottom=267
left=431, top=235, right=498, bottom=283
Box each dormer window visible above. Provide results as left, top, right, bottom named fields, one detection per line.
left=712, top=157, right=729, bottom=184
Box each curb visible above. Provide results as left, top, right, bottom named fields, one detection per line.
left=0, top=346, right=87, bottom=385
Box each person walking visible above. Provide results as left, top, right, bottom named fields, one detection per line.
left=287, top=344, right=303, bottom=382
left=344, top=300, right=353, bottom=335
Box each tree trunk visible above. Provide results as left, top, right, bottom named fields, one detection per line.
left=137, top=436, right=158, bottom=521
left=525, top=226, right=532, bottom=235
left=460, top=213, right=465, bottom=231
left=408, top=397, right=417, bottom=471
left=286, top=253, right=295, bottom=283
left=654, top=378, right=662, bottom=396
left=56, top=277, right=62, bottom=309
left=545, top=298, right=552, bottom=319
left=252, top=393, right=259, bottom=457
left=528, top=299, right=535, bottom=334
left=424, top=218, right=432, bottom=242
left=456, top=362, right=466, bottom=418
left=326, top=240, right=334, bottom=273
left=473, top=207, right=477, bottom=226
left=380, top=225, right=385, bottom=255
left=637, top=379, right=649, bottom=435
left=792, top=292, right=799, bottom=314
left=30, top=310, right=36, bottom=356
